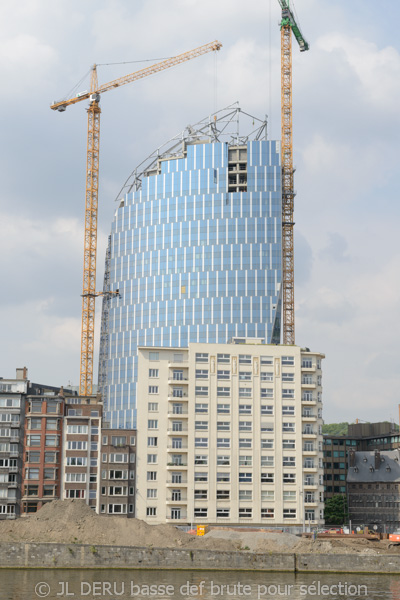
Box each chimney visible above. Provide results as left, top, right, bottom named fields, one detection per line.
left=349, top=449, right=356, bottom=467
left=16, top=367, right=28, bottom=380
left=375, top=450, right=381, bottom=470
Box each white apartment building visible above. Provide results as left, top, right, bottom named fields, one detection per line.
left=136, top=340, right=324, bottom=529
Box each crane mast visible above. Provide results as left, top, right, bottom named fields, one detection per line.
left=51, top=41, right=222, bottom=396
left=278, top=0, right=309, bottom=345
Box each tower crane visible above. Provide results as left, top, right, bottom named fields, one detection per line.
left=277, top=0, right=309, bottom=344
left=51, top=40, right=222, bottom=396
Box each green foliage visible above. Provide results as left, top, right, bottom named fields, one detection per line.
left=324, top=495, right=348, bottom=525
left=322, top=423, right=349, bottom=436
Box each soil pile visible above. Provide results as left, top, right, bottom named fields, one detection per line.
left=0, top=500, right=393, bottom=555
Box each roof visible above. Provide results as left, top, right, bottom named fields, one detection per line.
left=347, top=450, right=400, bottom=483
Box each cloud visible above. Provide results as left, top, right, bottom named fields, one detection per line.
left=320, top=233, right=350, bottom=263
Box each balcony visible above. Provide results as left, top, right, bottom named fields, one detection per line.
left=302, top=412, right=317, bottom=421
left=166, top=512, right=188, bottom=522
left=301, top=361, right=315, bottom=372
left=301, top=379, right=316, bottom=388
left=166, top=495, right=188, bottom=503
left=303, top=429, right=316, bottom=437
left=167, top=427, right=188, bottom=434
left=168, top=394, right=188, bottom=401
left=166, top=479, right=187, bottom=486
left=168, top=410, right=188, bottom=418
left=168, top=360, right=188, bottom=368
left=167, top=443, right=188, bottom=450
left=166, top=463, right=188, bottom=469
left=302, top=395, right=315, bottom=404
left=168, top=378, right=189, bottom=385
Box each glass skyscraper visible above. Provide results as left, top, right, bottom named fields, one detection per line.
left=100, top=107, right=282, bottom=428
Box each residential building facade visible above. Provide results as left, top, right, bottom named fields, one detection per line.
left=100, top=108, right=283, bottom=429
left=100, top=429, right=136, bottom=516
left=136, top=340, right=325, bottom=528
left=0, top=369, right=28, bottom=519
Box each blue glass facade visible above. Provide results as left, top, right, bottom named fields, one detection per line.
left=103, top=139, right=282, bottom=428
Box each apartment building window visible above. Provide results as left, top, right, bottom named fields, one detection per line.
left=26, top=451, right=40, bottom=463
left=90, top=474, right=97, bottom=483
left=147, top=454, right=157, bottom=464
left=239, top=405, right=252, bottom=415
left=217, top=370, right=230, bottom=380
left=170, top=509, right=182, bottom=520
left=239, top=372, right=251, bottom=381
left=44, top=468, right=56, bottom=480
left=239, top=388, right=252, bottom=398
left=195, top=438, right=208, bottom=448
left=196, top=370, right=208, bottom=379
left=172, top=403, right=183, bottom=415
left=260, top=388, right=273, bottom=398
left=239, top=473, right=252, bottom=483
left=283, top=439, right=296, bottom=449
left=194, top=490, right=208, bottom=499
left=261, top=508, right=274, bottom=518
left=239, top=456, right=252, bottom=467
left=194, top=472, right=208, bottom=482
left=67, top=409, right=82, bottom=416
left=303, top=391, right=313, bottom=401
left=217, top=354, right=230, bottom=364
left=217, top=472, right=230, bottom=482
left=172, top=438, right=183, bottom=449
left=239, top=422, right=252, bottom=432
left=173, top=370, right=183, bottom=381
left=304, top=442, right=314, bottom=451
left=238, top=355, right=251, bottom=365
left=67, top=425, right=87, bottom=434
left=147, top=437, right=158, bottom=447
left=147, top=507, right=157, bottom=517
left=283, top=422, right=295, bottom=433
left=261, top=473, right=274, bottom=483
left=147, top=471, right=157, bottom=481
left=149, top=352, right=159, bottom=361
left=195, top=353, right=209, bottom=363
left=283, top=457, right=296, bottom=467
left=67, top=441, right=87, bottom=450
left=66, top=490, right=85, bottom=499
left=260, top=372, right=273, bottom=381
left=283, top=473, right=296, bottom=483
left=239, top=490, right=252, bottom=501
left=195, top=386, right=208, bottom=397
left=282, top=356, right=295, bottom=366
left=217, top=422, right=230, bottom=431
left=194, top=508, right=208, bottom=518
left=148, top=386, right=159, bottom=394
left=239, top=438, right=252, bottom=448
left=217, top=438, right=230, bottom=448
left=194, top=455, right=208, bottom=465
left=283, top=491, right=297, bottom=502
left=29, top=418, right=41, bottom=430
left=302, top=359, right=313, bottom=368
left=217, top=456, right=230, bottom=466
left=282, top=373, right=295, bottom=382
left=217, top=387, right=230, bottom=397
left=261, top=439, right=274, bottom=449
left=261, top=490, right=275, bottom=501
left=90, top=442, right=98, bottom=452
left=216, top=490, right=230, bottom=500
left=148, top=403, right=158, bottom=412
left=282, top=389, right=295, bottom=399
left=171, top=456, right=183, bottom=466
left=27, top=435, right=41, bottom=447
left=282, top=406, right=295, bottom=416
left=26, top=468, right=39, bottom=479
left=217, top=404, right=230, bottom=414
left=148, top=420, right=158, bottom=429
left=195, top=421, right=208, bottom=431
left=171, top=490, right=181, bottom=501
left=173, top=387, right=184, bottom=398
left=195, top=403, right=208, bottom=414
left=260, top=356, right=273, bottom=365
left=171, top=473, right=182, bottom=483
left=172, top=421, right=183, bottom=432
left=261, top=456, right=274, bottom=467
left=239, top=508, right=252, bottom=518
left=149, top=369, right=159, bottom=378
left=217, top=509, right=230, bottom=518
left=65, top=473, right=86, bottom=483
left=283, top=509, right=297, bottom=519
left=30, top=400, right=42, bottom=413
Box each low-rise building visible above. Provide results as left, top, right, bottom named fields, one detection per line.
left=136, top=340, right=325, bottom=529
left=347, top=449, right=400, bottom=531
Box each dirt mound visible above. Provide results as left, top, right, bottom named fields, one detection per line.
left=198, top=529, right=301, bottom=553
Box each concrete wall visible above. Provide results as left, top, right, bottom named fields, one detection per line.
left=0, top=543, right=399, bottom=572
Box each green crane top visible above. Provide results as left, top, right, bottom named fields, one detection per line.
left=278, top=0, right=309, bottom=52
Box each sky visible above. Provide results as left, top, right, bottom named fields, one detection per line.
left=0, top=0, right=399, bottom=424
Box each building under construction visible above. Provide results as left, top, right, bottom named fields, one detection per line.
left=98, top=106, right=283, bottom=429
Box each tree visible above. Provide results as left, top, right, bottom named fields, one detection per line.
left=322, top=423, right=349, bottom=436
left=324, top=494, right=349, bottom=525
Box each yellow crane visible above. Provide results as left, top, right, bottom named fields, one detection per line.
left=51, top=41, right=222, bottom=396
left=277, top=1, right=309, bottom=344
